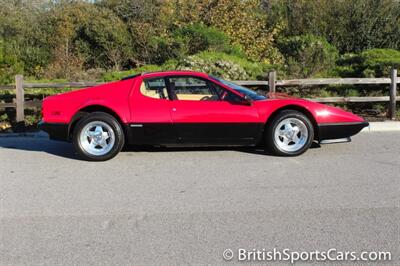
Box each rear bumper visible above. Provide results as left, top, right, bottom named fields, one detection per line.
left=38, top=121, right=69, bottom=141
left=318, top=121, right=369, bottom=141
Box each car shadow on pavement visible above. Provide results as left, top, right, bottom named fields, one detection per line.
left=0, top=135, right=321, bottom=160
left=122, top=141, right=321, bottom=156
left=123, top=145, right=272, bottom=155
left=0, top=139, right=274, bottom=160
left=0, top=136, right=78, bottom=160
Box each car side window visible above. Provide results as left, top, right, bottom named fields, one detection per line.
left=168, top=76, right=219, bottom=101
left=210, top=82, right=243, bottom=103
left=140, top=78, right=168, bottom=99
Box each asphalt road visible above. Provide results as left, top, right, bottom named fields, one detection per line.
left=0, top=132, right=399, bottom=265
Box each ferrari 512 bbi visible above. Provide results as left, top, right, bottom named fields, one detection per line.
left=39, top=71, right=369, bottom=161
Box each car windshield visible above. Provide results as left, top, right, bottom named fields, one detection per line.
left=210, top=76, right=267, bottom=101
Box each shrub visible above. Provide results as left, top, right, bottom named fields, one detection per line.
left=268, top=0, right=400, bottom=53
left=336, top=49, right=400, bottom=77
left=59, top=3, right=132, bottom=70
left=0, top=40, right=24, bottom=84
left=167, top=0, right=283, bottom=63
left=0, top=59, right=23, bottom=85
left=277, top=35, right=339, bottom=78
left=177, top=56, right=249, bottom=80
left=173, top=23, right=236, bottom=55
left=101, top=65, right=163, bottom=81
left=359, top=49, right=400, bottom=77
left=171, top=51, right=272, bottom=80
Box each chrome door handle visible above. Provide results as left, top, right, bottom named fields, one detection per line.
left=172, top=108, right=177, bottom=112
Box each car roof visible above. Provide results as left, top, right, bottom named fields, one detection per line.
left=122, top=70, right=208, bottom=80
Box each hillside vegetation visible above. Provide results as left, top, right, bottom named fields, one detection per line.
left=0, top=0, right=400, bottom=128
left=1, top=0, right=399, bottom=83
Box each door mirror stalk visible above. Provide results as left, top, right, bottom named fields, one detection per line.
left=241, top=95, right=252, bottom=106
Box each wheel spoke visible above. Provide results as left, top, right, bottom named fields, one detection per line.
left=98, top=138, right=108, bottom=148
left=282, top=136, right=290, bottom=145
left=89, top=140, right=98, bottom=149
left=285, top=123, right=293, bottom=131
left=102, top=131, right=110, bottom=139
left=95, top=126, right=103, bottom=134
left=292, top=126, right=300, bottom=135
left=292, top=134, right=300, bottom=143
left=86, top=129, right=94, bottom=138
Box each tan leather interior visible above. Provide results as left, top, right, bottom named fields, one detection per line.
left=140, top=82, right=167, bottom=99
left=141, top=80, right=215, bottom=101
left=176, top=94, right=212, bottom=100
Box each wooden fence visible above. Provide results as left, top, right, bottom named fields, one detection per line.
left=0, top=69, right=399, bottom=122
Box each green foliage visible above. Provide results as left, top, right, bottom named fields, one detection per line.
left=0, top=112, right=8, bottom=122
left=325, top=0, right=400, bottom=53
left=277, top=35, right=338, bottom=78
left=2, top=0, right=400, bottom=125
left=173, top=23, right=241, bottom=56
left=173, top=51, right=272, bottom=80
left=168, top=0, right=283, bottom=63
left=146, top=36, right=182, bottom=65
left=101, top=52, right=272, bottom=81
left=0, top=0, right=399, bottom=83
left=0, top=40, right=24, bottom=84
left=177, top=56, right=249, bottom=80
left=74, top=7, right=132, bottom=70
left=336, top=49, right=400, bottom=77
left=359, top=49, right=400, bottom=77
left=101, top=65, right=164, bottom=82
left=0, top=1, right=52, bottom=81
left=44, top=2, right=133, bottom=78
left=269, top=0, right=400, bottom=53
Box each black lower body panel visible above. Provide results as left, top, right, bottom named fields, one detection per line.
left=38, top=121, right=69, bottom=141
left=318, top=121, right=369, bottom=141
left=174, top=123, right=263, bottom=145
left=125, top=123, right=177, bottom=145
left=126, top=122, right=263, bottom=146
left=39, top=121, right=264, bottom=145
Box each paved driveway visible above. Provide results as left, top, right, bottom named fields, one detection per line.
left=0, top=132, right=399, bottom=265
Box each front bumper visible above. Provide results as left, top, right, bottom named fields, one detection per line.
left=318, top=121, right=369, bottom=141
left=38, top=121, right=69, bottom=141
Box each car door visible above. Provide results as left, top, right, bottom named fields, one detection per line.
left=167, top=75, right=262, bottom=145
left=129, top=76, right=176, bottom=144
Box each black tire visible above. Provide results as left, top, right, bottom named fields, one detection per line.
left=73, top=112, right=125, bottom=161
left=265, top=110, right=314, bottom=156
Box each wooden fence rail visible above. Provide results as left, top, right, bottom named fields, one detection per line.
left=0, top=69, right=399, bottom=122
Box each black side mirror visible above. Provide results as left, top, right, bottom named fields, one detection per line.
left=240, top=95, right=252, bottom=106
left=225, top=92, right=252, bottom=105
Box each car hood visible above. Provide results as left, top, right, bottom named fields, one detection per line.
left=253, top=92, right=366, bottom=124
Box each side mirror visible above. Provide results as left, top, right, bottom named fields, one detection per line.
left=225, top=92, right=252, bottom=105
left=240, top=95, right=252, bottom=106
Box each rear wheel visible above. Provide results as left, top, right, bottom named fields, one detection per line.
left=73, top=112, right=124, bottom=161
left=265, top=110, right=314, bottom=156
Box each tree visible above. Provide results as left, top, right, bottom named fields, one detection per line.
left=165, top=0, right=283, bottom=64
left=99, top=0, right=171, bottom=65
left=277, top=35, right=338, bottom=78
left=44, top=1, right=132, bottom=78
left=266, top=0, right=400, bottom=53
left=0, top=0, right=53, bottom=79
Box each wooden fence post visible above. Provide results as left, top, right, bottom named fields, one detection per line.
left=389, top=68, right=397, bottom=120
left=268, top=71, right=276, bottom=93
left=15, top=75, right=24, bottom=122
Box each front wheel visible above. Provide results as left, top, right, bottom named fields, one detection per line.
left=265, top=110, right=314, bottom=156
left=73, top=112, right=125, bottom=161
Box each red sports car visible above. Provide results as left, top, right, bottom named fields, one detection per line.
left=39, top=71, right=368, bottom=161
